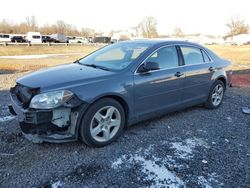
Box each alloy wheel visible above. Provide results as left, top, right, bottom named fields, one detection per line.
left=211, top=84, right=224, bottom=106
left=90, top=106, right=121, bottom=142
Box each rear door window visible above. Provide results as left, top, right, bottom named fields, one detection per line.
left=180, top=46, right=204, bottom=65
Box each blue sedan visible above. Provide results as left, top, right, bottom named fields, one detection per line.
left=9, top=40, right=232, bottom=147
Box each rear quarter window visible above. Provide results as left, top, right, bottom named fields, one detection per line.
left=201, top=50, right=211, bottom=62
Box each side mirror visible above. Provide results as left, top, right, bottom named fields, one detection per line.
left=138, top=62, right=160, bottom=73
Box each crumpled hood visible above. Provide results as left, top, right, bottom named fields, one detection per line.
left=17, top=63, right=115, bottom=91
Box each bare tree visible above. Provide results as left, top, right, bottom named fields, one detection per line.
left=173, top=27, right=184, bottom=38
left=25, top=16, right=38, bottom=31
left=81, top=28, right=96, bottom=37
left=55, top=20, right=68, bottom=34
left=0, top=17, right=102, bottom=37
left=0, top=19, right=10, bottom=33
left=226, top=16, right=249, bottom=37
left=41, top=20, right=81, bottom=36
left=136, top=17, right=158, bottom=38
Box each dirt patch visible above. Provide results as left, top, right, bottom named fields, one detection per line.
left=231, top=70, right=250, bottom=88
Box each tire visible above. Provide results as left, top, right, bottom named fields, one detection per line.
left=79, top=98, right=125, bottom=147
left=205, top=80, right=225, bottom=109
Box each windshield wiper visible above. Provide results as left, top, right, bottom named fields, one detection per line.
left=74, top=59, right=80, bottom=64
left=81, top=64, right=110, bottom=71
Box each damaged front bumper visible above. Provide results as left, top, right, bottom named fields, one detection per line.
left=9, top=88, right=86, bottom=143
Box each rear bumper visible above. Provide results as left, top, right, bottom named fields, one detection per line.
left=227, top=70, right=233, bottom=87
left=9, top=91, right=85, bottom=143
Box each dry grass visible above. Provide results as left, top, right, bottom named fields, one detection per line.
left=0, top=45, right=249, bottom=73
left=0, top=45, right=98, bottom=56
left=0, top=46, right=98, bottom=73
left=207, top=45, right=250, bottom=71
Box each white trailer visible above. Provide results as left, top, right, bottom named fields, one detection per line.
left=0, top=34, right=11, bottom=43
left=26, top=32, right=42, bottom=43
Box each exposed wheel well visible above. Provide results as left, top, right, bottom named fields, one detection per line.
left=217, top=77, right=226, bottom=88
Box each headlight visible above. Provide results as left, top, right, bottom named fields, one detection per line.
left=29, top=90, right=73, bottom=109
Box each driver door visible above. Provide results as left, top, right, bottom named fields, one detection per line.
left=133, top=46, right=185, bottom=118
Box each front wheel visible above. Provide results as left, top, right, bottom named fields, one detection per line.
left=79, top=98, right=125, bottom=147
left=205, top=80, right=225, bottom=109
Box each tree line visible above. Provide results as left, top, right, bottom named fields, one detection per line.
left=0, top=16, right=249, bottom=39
left=0, top=16, right=97, bottom=37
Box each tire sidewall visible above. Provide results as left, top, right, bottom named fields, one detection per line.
left=207, top=80, right=225, bottom=109
left=80, top=98, right=125, bottom=147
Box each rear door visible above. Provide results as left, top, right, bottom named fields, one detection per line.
left=133, top=46, right=185, bottom=117
left=179, top=45, right=214, bottom=103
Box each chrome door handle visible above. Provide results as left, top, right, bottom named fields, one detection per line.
left=175, top=72, right=184, bottom=77
left=209, top=67, right=215, bottom=71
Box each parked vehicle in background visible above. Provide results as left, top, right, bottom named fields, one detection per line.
left=110, top=39, right=118, bottom=44
left=9, top=40, right=232, bottom=147
left=0, top=34, right=11, bottom=43
left=42, top=35, right=56, bottom=43
left=68, top=37, right=89, bottom=44
left=88, top=37, right=93, bottom=43
left=93, top=36, right=111, bottom=43
left=229, top=34, right=250, bottom=45
left=11, top=36, right=26, bottom=43
left=68, top=37, right=80, bottom=43
left=26, top=32, right=42, bottom=43
left=50, top=33, right=68, bottom=43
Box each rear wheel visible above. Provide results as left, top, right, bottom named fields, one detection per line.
left=205, top=80, right=225, bottom=109
left=79, top=98, right=125, bottom=147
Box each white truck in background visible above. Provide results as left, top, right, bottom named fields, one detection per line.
left=26, top=32, right=42, bottom=43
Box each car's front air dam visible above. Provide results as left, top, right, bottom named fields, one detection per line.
left=21, top=131, right=78, bottom=143
left=19, top=103, right=90, bottom=143
left=10, top=85, right=88, bottom=143
left=18, top=109, right=80, bottom=143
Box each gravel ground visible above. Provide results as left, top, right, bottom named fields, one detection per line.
left=0, top=73, right=249, bottom=188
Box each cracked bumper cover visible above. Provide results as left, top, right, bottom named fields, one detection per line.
left=9, top=91, right=87, bottom=143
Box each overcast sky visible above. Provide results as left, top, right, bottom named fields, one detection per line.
left=0, top=0, right=249, bottom=35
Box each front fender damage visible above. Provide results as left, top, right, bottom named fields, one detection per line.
left=16, top=95, right=88, bottom=143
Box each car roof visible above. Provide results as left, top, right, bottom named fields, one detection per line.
left=119, top=39, right=220, bottom=61
left=120, top=39, right=204, bottom=47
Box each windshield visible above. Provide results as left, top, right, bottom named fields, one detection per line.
left=78, top=42, right=151, bottom=71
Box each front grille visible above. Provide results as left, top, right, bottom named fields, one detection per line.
left=25, top=111, right=34, bottom=122
left=11, top=84, right=39, bottom=108
left=24, top=110, right=52, bottom=124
